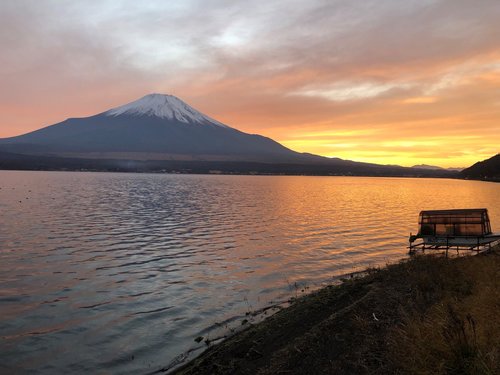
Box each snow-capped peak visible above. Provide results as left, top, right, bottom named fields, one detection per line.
left=105, top=94, right=228, bottom=127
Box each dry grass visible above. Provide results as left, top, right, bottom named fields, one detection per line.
left=171, top=248, right=500, bottom=375
left=386, top=252, right=499, bottom=374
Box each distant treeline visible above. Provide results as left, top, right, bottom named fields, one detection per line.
left=0, top=151, right=458, bottom=178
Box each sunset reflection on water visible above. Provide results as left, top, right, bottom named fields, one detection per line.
left=0, top=171, right=499, bottom=374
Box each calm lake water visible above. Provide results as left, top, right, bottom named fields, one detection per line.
left=0, top=171, right=499, bottom=374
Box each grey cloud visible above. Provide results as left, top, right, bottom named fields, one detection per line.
left=3, top=1, right=500, bottom=88
left=1, top=0, right=500, bottom=131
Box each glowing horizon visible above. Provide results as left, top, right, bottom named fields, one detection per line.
left=1, top=1, right=499, bottom=168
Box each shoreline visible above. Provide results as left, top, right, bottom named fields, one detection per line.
left=2, top=168, right=498, bottom=183
left=0, top=151, right=460, bottom=179
left=168, top=248, right=499, bottom=375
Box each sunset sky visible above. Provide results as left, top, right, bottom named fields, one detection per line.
left=1, top=0, right=499, bottom=167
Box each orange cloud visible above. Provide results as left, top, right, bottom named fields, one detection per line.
left=0, top=1, right=499, bottom=168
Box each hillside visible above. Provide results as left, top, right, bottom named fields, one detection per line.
left=460, top=154, right=500, bottom=181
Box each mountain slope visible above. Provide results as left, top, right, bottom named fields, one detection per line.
left=0, top=94, right=314, bottom=163
left=460, top=154, right=500, bottom=181
left=0, top=93, right=459, bottom=176
left=411, top=164, right=463, bottom=172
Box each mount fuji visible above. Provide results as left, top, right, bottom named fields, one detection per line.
left=0, top=94, right=458, bottom=176
left=0, top=93, right=321, bottom=163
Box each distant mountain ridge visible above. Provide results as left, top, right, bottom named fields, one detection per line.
left=412, top=164, right=444, bottom=170
left=0, top=93, right=460, bottom=177
left=411, top=164, right=463, bottom=172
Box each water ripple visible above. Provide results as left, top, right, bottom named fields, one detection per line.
left=0, top=172, right=498, bottom=374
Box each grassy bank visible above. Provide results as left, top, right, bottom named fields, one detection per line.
left=170, top=247, right=499, bottom=375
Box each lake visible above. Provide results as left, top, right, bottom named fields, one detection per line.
left=0, top=171, right=498, bottom=373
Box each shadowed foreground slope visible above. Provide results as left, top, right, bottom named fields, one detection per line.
left=171, top=249, right=499, bottom=375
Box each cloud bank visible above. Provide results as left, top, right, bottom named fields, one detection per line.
left=1, top=0, right=499, bottom=166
